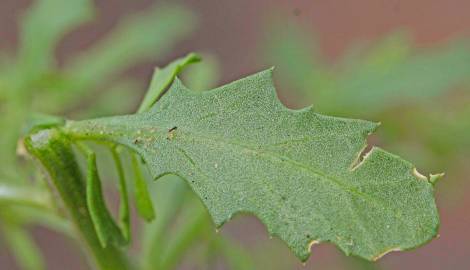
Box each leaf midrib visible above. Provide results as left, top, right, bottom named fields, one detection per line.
left=66, top=119, right=413, bottom=236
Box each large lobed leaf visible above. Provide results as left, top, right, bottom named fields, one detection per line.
left=65, top=70, right=440, bottom=262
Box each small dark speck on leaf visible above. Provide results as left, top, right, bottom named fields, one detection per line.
left=167, top=126, right=177, bottom=140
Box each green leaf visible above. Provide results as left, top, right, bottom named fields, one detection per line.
left=64, top=70, right=440, bottom=262
left=182, top=53, right=220, bottom=92
left=131, top=154, right=156, bottom=221
left=142, top=56, right=220, bottom=268
left=24, top=129, right=130, bottom=270
left=110, top=147, right=130, bottom=242
left=86, top=150, right=126, bottom=247
left=138, top=53, right=201, bottom=113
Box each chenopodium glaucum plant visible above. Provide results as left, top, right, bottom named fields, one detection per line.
left=24, top=53, right=442, bottom=269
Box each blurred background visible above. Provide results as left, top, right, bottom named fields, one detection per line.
left=0, top=0, right=469, bottom=269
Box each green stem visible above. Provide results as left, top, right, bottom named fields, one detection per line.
left=24, top=128, right=130, bottom=270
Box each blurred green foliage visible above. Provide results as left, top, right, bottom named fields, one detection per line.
left=0, top=0, right=202, bottom=269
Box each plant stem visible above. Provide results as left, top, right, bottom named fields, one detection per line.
left=24, top=128, right=130, bottom=270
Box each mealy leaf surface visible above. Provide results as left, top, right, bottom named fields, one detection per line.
left=65, top=69, right=439, bottom=261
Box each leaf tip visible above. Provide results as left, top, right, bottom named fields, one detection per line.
left=429, top=172, right=445, bottom=186
left=185, top=52, right=202, bottom=63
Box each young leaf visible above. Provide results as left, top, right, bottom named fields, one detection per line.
left=86, top=150, right=126, bottom=247
left=138, top=53, right=201, bottom=113
left=110, top=147, right=130, bottom=242
left=65, top=70, right=440, bottom=262
left=24, top=129, right=129, bottom=270
left=131, top=155, right=156, bottom=221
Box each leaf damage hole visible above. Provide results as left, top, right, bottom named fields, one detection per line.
left=412, top=168, right=444, bottom=185
left=371, top=247, right=402, bottom=261
left=350, top=133, right=378, bottom=171
left=350, top=145, right=373, bottom=171
left=308, top=239, right=320, bottom=252
left=412, top=168, right=427, bottom=181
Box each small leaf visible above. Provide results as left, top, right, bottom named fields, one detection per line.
left=65, top=70, right=440, bottom=262
left=182, top=53, right=220, bottom=92
left=138, top=53, right=201, bottom=113
left=131, top=154, right=155, bottom=221
left=86, top=150, right=126, bottom=247
left=24, top=129, right=130, bottom=270
left=111, top=147, right=130, bottom=242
